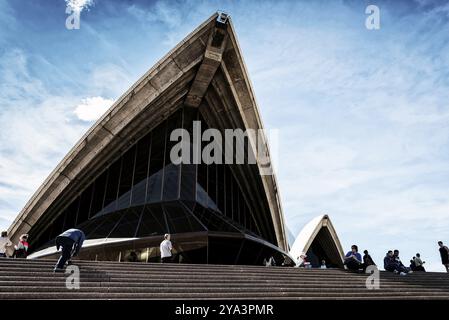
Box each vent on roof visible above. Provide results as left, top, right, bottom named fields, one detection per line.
left=216, top=11, right=229, bottom=28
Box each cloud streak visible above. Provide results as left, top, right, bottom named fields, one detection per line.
left=65, top=0, right=94, bottom=13
left=74, top=96, right=114, bottom=121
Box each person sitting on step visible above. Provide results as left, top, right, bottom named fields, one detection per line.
left=413, top=253, right=426, bottom=272
left=263, top=256, right=276, bottom=267
left=362, top=250, right=376, bottom=271
left=393, top=249, right=412, bottom=274
left=384, top=250, right=408, bottom=276
left=409, top=257, right=416, bottom=271
left=344, top=245, right=362, bottom=271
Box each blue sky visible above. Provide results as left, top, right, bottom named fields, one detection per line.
left=1, top=0, right=449, bottom=271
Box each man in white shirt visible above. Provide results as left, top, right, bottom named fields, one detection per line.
left=0, top=231, right=13, bottom=258
left=413, top=253, right=426, bottom=272
left=160, top=233, right=173, bottom=263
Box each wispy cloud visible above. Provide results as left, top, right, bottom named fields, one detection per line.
left=0, top=48, right=122, bottom=229
left=65, top=0, right=94, bottom=13
left=74, top=96, right=114, bottom=121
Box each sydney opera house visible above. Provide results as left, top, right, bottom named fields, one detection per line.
left=7, top=13, right=344, bottom=268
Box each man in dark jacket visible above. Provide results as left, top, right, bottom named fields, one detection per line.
left=362, top=250, right=376, bottom=271
left=54, top=228, right=85, bottom=272
left=438, top=241, right=449, bottom=273
left=384, top=250, right=408, bottom=275
left=384, top=251, right=398, bottom=272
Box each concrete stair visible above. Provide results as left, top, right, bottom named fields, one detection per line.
left=0, top=258, right=448, bottom=300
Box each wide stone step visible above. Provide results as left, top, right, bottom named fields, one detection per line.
left=1, top=291, right=449, bottom=300
left=1, top=259, right=448, bottom=300
left=0, top=269, right=448, bottom=285
left=1, top=280, right=447, bottom=290
left=0, top=268, right=369, bottom=278
left=1, top=261, right=446, bottom=279
left=1, top=273, right=448, bottom=287
left=2, top=264, right=441, bottom=277
left=0, top=285, right=448, bottom=294
left=1, top=259, right=441, bottom=274
left=2, top=278, right=449, bottom=292
left=0, top=262, right=354, bottom=275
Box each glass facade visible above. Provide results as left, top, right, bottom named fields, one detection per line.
left=30, top=106, right=285, bottom=265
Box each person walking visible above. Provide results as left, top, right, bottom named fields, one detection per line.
left=13, top=234, right=29, bottom=258
left=54, top=228, right=85, bottom=272
left=0, top=231, right=13, bottom=258
left=160, top=234, right=173, bottom=263
left=438, top=241, right=449, bottom=273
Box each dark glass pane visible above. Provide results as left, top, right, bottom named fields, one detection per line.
left=136, top=204, right=168, bottom=237
left=48, top=212, right=66, bottom=240
left=164, top=203, right=205, bottom=234
left=163, top=109, right=182, bottom=201
left=175, top=241, right=207, bottom=264
left=117, top=145, right=136, bottom=210
left=196, top=184, right=208, bottom=209
left=87, top=211, right=124, bottom=239
left=162, top=164, right=180, bottom=201
left=236, top=239, right=264, bottom=265
left=33, top=225, right=53, bottom=250
left=147, top=124, right=165, bottom=202
left=182, top=107, right=198, bottom=142
left=208, top=163, right=217, bottom=209
left=62, top=197, right=80, bottom=230
left=103, top=160, right=121, bottom=214
left=232, top=175, right=241, bottom=225
left=90, top=171, right=107, bottom=217
left=224, top=166, right=233, bottom=220
left=76, top=184, right=94, bottom=225
left=249, top=215, right=255, bottom=235
left=216, top=164, right=225, bottom=214
left=190, top=203, right=239, bottom=233
left=208, top=236, right=243, bottom=265
left=180, top=164, right=196, bottom=201
left=34, top=238, right=55, bottom=251
left=197, top=163, right=207, bottom=202
left=108, top=207, right=143, bottom=238
left=180, top=200, right=196, bottom=211
left=131, top=134, right=151, bottom=206
left=76, top=218, right=103, bottom=238
left=244, top=200, right=251, bottom=234
left=147, top=169, right=163, bottom=203
left=180, top=107, right=198, bottom=201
